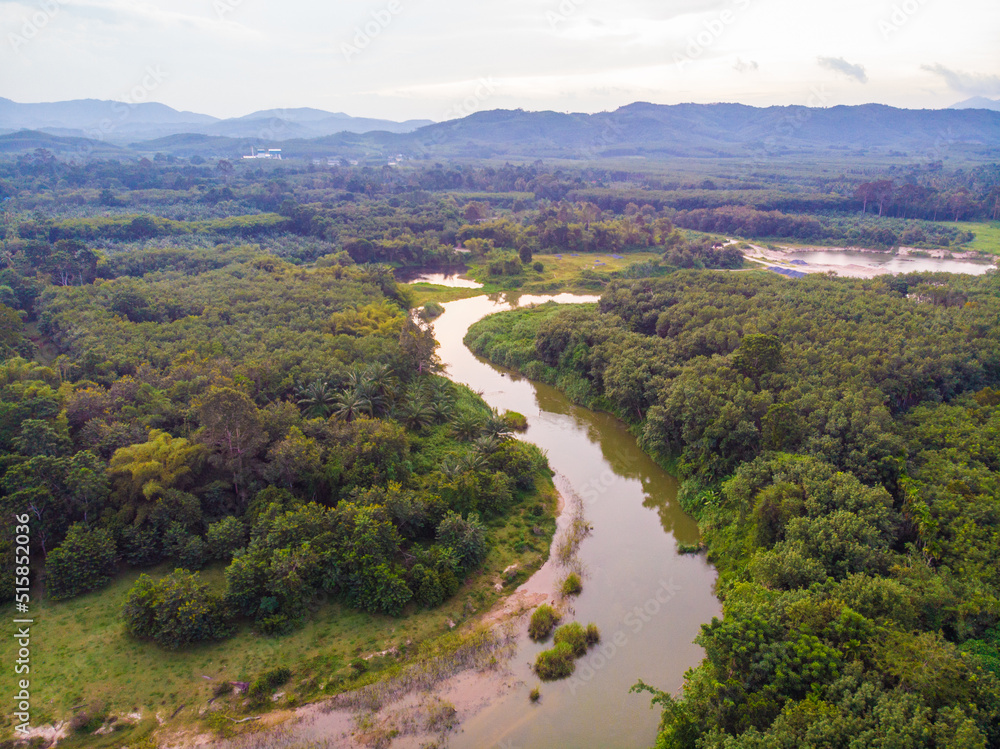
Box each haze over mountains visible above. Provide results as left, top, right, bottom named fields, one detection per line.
left=0, top=98, right=433, bottom=142
left=0, top=99, right=998, bottom=163
left=950, top=97, right=1000, bottom=112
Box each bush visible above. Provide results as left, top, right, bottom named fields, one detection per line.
left=534, top=642, right=576, bottom=681
left=529, top=686, right=541, bottom=702
left=501, top=410, right=528, bottom=431
left=561, top=573, right=582, bottom=597
left=420, top=302, right=445, bottom=321
left=585, top=622, right=601, bottom=647
left=46, top=525, right=117, bottom=600
left=553, top=622, right=588, bottom=657
left=436, top=512, right=488, bottom=572
left=248, top=667, right=291, bottom=702
left=533, top=262, right=544, bottom=272
left=528, top=604, right=559, bottom=641
left=205, top=517, right=247, bottom=561
left=122, top=569, right=233, bottom=649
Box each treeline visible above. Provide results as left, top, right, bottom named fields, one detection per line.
left=671, top=206, right=971, bottom=248
left=0, top=245, right=550, bottom=647
left=3, top=155, right=996, bottom=273
left=465, top=270, right=1000, bottom=747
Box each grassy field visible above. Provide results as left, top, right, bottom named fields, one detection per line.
left=946, top=221, right=1000, bottom=255
left=408, top=251, right=664, bottom=307
left=0, top=476, right=558, bottom=744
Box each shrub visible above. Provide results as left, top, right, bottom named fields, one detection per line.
left=420, top=302, right=445, bottom=321
left=46, top=524, right=117, bottom=600
left=561, top=572, right=582, bottom=597
left=501, top=411, right=528, bottom=431
left=248, top=667, right=291, bottom=703
left=122, top=569, right=233, bottom=649
left=533, top=262, right=544, bottom=272
left=437, top=512, right=488, bottom=572
left=553, top=622, right=588, bottom=657
left=534, top=642, right=576, bottom=681
left=585, top=623, right=601, bottom=647
left=528, top=604, right=559, bottom=641
left=205, top=517, right=247, bottom=561
left=529, top=686, right=541, bottom=702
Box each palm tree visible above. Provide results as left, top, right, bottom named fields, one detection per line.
left=400, top=400, right=435, bottom=431
left=365, top=363, right=398, bottom=403
left=483, top=408, right=514, bottom=441
left=451, top=412, right=484, bottom=442
left=333, top=390, right=372, bottom=422
left=472, top=434, right=501, bottom=457
left=295, top=379, right=338, bottom=418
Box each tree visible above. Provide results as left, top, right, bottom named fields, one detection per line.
left=196, top=388, right=266, bottom=501
left=0, top=303, right=24, bottom=356
left=436, top=512, right=488, bottom=572
left=265, top=426, right=322, bottom=489
left=109, top=430, right=206, bottom=502
left=46, top=524, right=117, bottom=600
left=205, top=517, right=247, bottom=561
left=732, top=334, right=783, bottom=383
left=122, top=570, right=233, bottom=649
left=398, top=317, right=439, bottom=376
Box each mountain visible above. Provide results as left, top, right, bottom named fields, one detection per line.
left=0, top=97, right=216, bottom=142
left=1, top=102, right=997, bottom=163
left=203, top=109, right=434, bottom=138
left=0, top=98, right=433, bottom=143
left=950, top=97, right=1000, bottom=111
left=0, top=130, right=123, bottom=157
left=390, top=103, right=1000, bottom=160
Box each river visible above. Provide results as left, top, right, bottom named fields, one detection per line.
left=432, top=293, right=721, bottom=749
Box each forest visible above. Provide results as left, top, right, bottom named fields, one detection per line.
left=0, top=151, right=998, bottom=745
left=466, top=270, right=1000, bottom=747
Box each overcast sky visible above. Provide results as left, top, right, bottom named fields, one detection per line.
left=2, top=0, right=999, bottom=120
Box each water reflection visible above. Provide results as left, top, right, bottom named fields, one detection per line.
left=435, top=294, right=720, bottom=749
left=792, top=250, right=994, bottom=276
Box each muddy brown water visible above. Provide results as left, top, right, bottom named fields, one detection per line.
left=432, top=294, right=721, bottom=749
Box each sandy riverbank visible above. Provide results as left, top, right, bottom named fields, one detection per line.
left=171, top=475, right=585, bottom=749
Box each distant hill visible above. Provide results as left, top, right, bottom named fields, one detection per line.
left=0, top=130, right=123, bottom=157
left=213, top=108, right=434, bottom=138
left=392, top=103, right=1000, bottom=160
left=950, top=97, right=1000, bottom=112
left=0, top=98, right=433, bottom=143
left=0, top=102, right=996, bottom=164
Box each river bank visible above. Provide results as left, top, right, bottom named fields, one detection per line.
left=746, top=242, right=996, bottom=277
left=195, top=290, right=719, bottom=749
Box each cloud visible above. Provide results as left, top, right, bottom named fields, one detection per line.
left=817, top=56, right=868, bottom=83
left=733, top=58, right=758, bottom=73
left=921, top=63, right=1000, bottom=96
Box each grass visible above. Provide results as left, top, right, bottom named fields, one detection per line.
left=0, top=474, right=559, bottom=744
left=405, top=250, right=664, bottom=306
left=469, top=251, right=663, bottom=295
left=527, top=604, right=560, bottom=642
left=533, top=643, right=576, bottom=681
left=561, top=572, right=583, bottom=597
left=552, top=623, right=588, bottom=657
left=944, top=221, right=1000, bottom=255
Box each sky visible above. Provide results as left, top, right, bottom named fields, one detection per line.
left=1, top=0, right=999, bottom=121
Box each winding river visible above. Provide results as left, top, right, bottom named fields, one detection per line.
left=431, top=292, right=721, bottom=749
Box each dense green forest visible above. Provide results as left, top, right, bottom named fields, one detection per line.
left=1, top=153, right=997, bottom=277
left=1, top=152, right=999, bottom=745
left=466, top=270, right=1000, bottom=747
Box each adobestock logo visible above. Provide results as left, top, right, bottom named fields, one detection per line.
left=342, top=0, right=403, bottom=63
left=878, top=0, right=930, bottom=40
left=8, top=0, right=66, bottom=54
